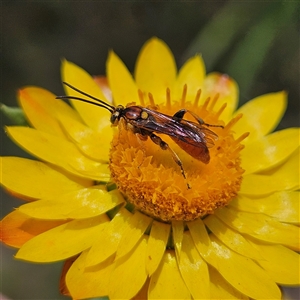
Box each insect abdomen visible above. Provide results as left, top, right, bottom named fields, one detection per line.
left=171, top=137, right=210, bottom=164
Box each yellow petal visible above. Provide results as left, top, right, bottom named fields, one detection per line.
left=58, top=112, right=113, bottom=162
left=19, top=189, right=124, bottom=219
left=240, top=173, right=298, bottom=196
left=61, top=59, right=111, bottom=131
left=131, top=279, right=150, bottom=300
left=93, top=76, right=112, bottom=102
left=109, top=236, right=148, bottom=300
left=0, top=157, right=92, bottom=200
left=179, top=232, right=210, bottom=299
left=59, top=256, right=77, bottom=297
left=204, top=215, right=262, bottom=260
left=66, top=249, right=114, bottom=299
left=15, top=215, right=109, bottom=262
left=233, top=91, right=287, bottom=143
left=249, top=239, right=300, bottom=285
left=107, top=51, right=139, bottom=106
left=209, top=267, right=249, bottom=299
left=230, top=192, right=299, bottom=224
left=85, top=207, right=131, bottom=267
left=201, top=72, right=239, bottom=123
left=149, top=250, right=191, bottom=300
left=241, top=128, right=300, bottom=175
left=174, top=54, right=205, bottom=102
left=172, top=220, right=184, bottom=258
left=0, top=210, right=66, bottom=248
left=116, top=211, right=152, bottom=259
left=18, top=87, right=80, bottom=137
left=187, top=218, right=210, bottom=256
left=203, top=234, right=281, bottom=299
left=135, top=37, right=177, bottom=102
left=146, top=220, right=170, bottom=275
left=6, top=127, right=110, bottom=181
left=241, top=149, right=299, bottom=196
left=215, top=207, right=300, bottom=250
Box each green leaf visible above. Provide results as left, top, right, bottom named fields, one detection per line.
left=181, top=1, right=271, bottom=69
left=0, top=103, right=28, bottom=125
left=226, top=2, right=297, bottom=98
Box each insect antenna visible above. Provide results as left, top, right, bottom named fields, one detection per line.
left=56, top=82, right=115, bottom=113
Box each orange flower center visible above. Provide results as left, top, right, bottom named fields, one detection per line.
left=109, top=89, right=247, bottom=222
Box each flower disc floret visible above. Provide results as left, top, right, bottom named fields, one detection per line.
left=109, top=93, right=246, bottom=221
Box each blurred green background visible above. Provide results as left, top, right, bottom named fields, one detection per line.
left=1, top=1, right=299, bottom=299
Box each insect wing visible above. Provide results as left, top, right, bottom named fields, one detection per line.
left=178, top=119, right=218, bottom=148
left=140, top=107, right=218, bottom=149
left=140, top=108, right=185, bottom=136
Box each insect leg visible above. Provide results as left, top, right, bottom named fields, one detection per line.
left=173, top=109, right=223, bottom=128
left=149, top=133, right=190, bottom=188
left=173, top=109, right=204, bottom=125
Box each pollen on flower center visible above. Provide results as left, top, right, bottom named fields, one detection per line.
left=109, top=89, right=247, bottom=222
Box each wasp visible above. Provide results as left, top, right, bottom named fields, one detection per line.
left=57, top=82, right=223, bottom=188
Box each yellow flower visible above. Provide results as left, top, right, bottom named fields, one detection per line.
left=1, top=37, right=299, bottom=299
